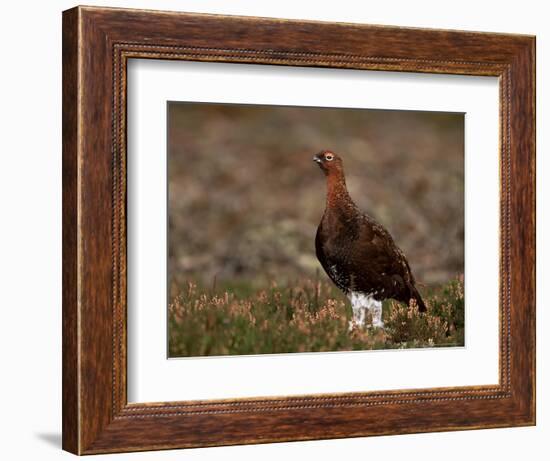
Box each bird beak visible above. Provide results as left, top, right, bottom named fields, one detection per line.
left=313, top=156, right=322, bottom=164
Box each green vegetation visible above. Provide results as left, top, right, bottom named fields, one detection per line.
left=168, top=275, right=464, bottom=357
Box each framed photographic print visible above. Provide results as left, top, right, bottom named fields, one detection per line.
left=62, top=5, right=535, bottom=455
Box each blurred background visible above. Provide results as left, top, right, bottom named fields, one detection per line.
left=168, top=102, right=464, bottom=294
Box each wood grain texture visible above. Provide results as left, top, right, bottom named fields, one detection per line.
left=62, top=5, right=536, bottom=455
left=61, top=7, right=79, bottom=454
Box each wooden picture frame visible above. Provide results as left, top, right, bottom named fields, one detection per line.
left=62, top=5, right=535, bottom=455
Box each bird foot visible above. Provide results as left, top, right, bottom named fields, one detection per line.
left=348, top=319, right=384, bottom=331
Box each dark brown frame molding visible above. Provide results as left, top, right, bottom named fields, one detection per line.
left=62, top=5, right=535, bottom=455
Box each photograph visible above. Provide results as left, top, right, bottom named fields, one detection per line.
left=167, top=102, right=465, bottom=357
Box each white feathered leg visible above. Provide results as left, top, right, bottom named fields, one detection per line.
left=349, top=303, right=366, bottom=330
left=370, top=299, right=384, bottom=328
left=348, top=292, right=384, bottom=329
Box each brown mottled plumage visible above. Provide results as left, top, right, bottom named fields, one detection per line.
left=313, top=150, right=426, bottom=319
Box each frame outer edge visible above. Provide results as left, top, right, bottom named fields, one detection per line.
left=515, top=36, right=536, bottom=423
left=62, top=6, right=81, bottom=455
left=501, top=36, right=535, bottom=424
left=531, top=36, right=537, bottom=425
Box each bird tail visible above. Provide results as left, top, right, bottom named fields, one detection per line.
left=410, top=286, right=427, bottom=313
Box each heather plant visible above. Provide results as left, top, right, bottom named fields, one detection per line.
left=168, top=276, right=465, bottom=357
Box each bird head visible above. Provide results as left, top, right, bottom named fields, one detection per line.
left=313, top=150, right=343, bottom=175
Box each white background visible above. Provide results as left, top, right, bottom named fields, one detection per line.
left=128, top=61, right=499, bottom=402
left=0, top=1, right=546, bottom=460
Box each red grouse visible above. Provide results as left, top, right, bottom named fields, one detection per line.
left=313, top=150, right=426, bottom=328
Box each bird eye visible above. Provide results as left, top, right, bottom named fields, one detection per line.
left=325, top=153, right=334, bottom=161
